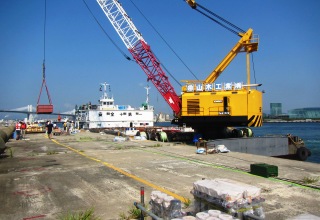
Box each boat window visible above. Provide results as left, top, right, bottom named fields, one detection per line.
left=98, top=112, right=102, bottom=117
left=129, top=113, right=132, bottom=116
left=103, top=102, right=107, bottom=105
left=123, top=112, right=127, bottom=115
left=106, top=112, right=110, bottom=115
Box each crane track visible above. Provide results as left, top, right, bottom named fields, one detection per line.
left=138, top=147, right=320, bottom=191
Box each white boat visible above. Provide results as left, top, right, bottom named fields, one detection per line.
left=75, top=82, right=154, bottom=129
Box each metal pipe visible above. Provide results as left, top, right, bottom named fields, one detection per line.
left=245, top=213, right=265, bottom=220
left=134, top=202, right=163, bottom=220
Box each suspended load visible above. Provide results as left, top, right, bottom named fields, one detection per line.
left=36, top=62, right=53, bottom=114
left=37, top=104, right=53, bottom=114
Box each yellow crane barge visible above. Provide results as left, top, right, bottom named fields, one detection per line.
left=96, top=0, right=311, bottom=160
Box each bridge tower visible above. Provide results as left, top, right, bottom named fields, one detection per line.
left=27, top=105, right=33, bottom=122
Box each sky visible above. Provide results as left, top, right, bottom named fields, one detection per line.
left=1, top=0, right=320, bottom=119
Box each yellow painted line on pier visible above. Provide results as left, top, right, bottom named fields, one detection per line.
left=50, top=138, right=188, bottom=203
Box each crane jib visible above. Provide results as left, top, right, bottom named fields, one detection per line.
left=97, top=0, right=143, bottom=49
left=97, top=0, right=181, bottom=115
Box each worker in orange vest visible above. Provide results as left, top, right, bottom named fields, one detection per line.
left=15, top=121, right=22, bottom=140
left=21, top=122, right=27, bottom=139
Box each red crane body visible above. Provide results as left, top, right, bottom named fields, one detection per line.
left=129, top=40, right=181, bottom=115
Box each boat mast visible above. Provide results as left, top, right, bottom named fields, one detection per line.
left=144, top=85, right=150, bottom=105
left=100, top=82, right=110, bottom=99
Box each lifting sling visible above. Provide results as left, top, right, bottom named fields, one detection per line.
left=36, top=62, right=53, bottom=114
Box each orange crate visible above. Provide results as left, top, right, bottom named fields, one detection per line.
left=37, top=105, right=53, bottom=114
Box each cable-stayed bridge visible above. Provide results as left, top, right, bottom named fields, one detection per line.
left=0, top=105, right=75, bottom=121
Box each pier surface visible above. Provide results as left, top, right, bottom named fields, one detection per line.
left=0, top=131, right=319, bottom=219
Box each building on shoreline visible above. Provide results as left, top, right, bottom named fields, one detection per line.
left=264, top=106, right=320, bottom=121
left=270, top=103, right=282, bottom=117
left=288, top=107, right=320, bottom=119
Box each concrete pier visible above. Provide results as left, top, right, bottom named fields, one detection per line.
left=0, top=131, right=319, bottom=219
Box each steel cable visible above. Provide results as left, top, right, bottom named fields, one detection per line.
left=197, top=3, right=245, bottom=34
left=194, top=8, right=239, bottom=36
left=129, top=0, right=199, bottom=82
left=82, top=0, right=132, bottom=61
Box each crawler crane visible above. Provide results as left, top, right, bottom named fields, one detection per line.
left=96, top=0, right=263, bottom=139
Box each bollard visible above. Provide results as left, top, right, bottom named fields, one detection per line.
left=140, top=187, right=144, bottom=220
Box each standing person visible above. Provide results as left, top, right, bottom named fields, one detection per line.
left=66, top=121, right=71, bottom=135
left=63, top=121, right=67, bottom=132
left=46, top=121, right=54, bottom=139
left=70, top=121, right=74, bottom=133
left=15, top=121, right=22, bottom=140
left=20, top=122, right=27, bottom=139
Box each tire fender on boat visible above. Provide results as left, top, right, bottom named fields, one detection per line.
left=157, top=131, right=168, bottom=142
left=296, top=147, right=309, bottom=161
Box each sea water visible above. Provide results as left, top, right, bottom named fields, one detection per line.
left=155, top=122, right=320, bottom=164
